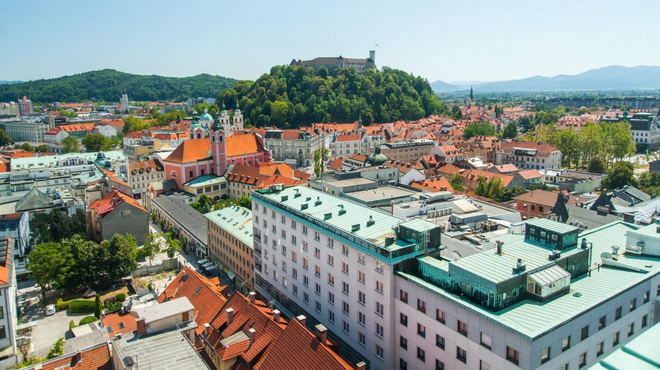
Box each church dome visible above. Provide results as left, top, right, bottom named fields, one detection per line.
left=366, top=146, right=389, bottom=166
left=199, top=109, right=214, bottom=123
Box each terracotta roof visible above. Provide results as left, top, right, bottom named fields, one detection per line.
left=348, top=153, right=367, bottom=163
left=410, top=177, right=455, bottom=193
left=255, top=175, right=306, bottom=189
left=34, top=343, right=112, bottom=370
left=10, top=151, right=36, bottom=158
left=207, top=292, right=287, bottom=365
left=157, top=267, right=229, bottom=336
left=124, top=131, right=150, bottom=139
left=88, top=189, right=146, bottom=218
left=226, top=165, right=263, bottom=185
left=163, top=138, right=211, bottom=164
left=517, top=169, right=542, bottom=180
left=329, top=157, right=345, bottom=171
left=226, top=134, right=266, bottom=158
left=45, top=127, right=63, bottom=135
left=129, top=159, right=162, bottom=175
left=101, top=311, right=138, bottom=338
left=489, top=164, right=519, bottom=173
left=254, top=319, right=355, bottom=370
left=383, top=160, right=415, bottom=174
left=462, top=169, right=514, bottom=188
left=335, top=133, right=361, bottom=142
left=514, top=190, right=579, bottom=208
left=59, top=123, right=96, bottom=132
left=500, top=140, right=560, bottom=157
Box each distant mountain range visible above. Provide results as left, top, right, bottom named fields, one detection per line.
left=431, top=66, right=660, bottom=93
left=0, top=81, right=23, bottom=85
left=0, top=70, right=236, bottom=102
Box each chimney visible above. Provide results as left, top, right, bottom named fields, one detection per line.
left=249, top=291, right=256, bottom=303
left=75, top=350, right=82, bottom=362
left=248, top=328, right=256, bottom=346
left=272, top=309, right=281, bottom=323
left=296, top=315, right=307, bottom=327
left=315, top=324, right=328, bottom=344
left=136, top=318, right=146, bottom=336
left=356, top=362, right=366, bottom=370
left=226, top=308, right=234, bottom=325
left=495, top=240, right=503, bottom=255
left=204, top=323, right=210, bottom=336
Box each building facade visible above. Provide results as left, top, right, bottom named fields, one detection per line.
left=263, top=129, right=323, bottom=167
left=498, top=141, right=562, bottom=170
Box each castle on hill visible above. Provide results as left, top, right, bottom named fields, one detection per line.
left=290, top=50, right=376, bottom=74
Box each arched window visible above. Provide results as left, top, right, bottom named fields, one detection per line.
left=170, top=170, right=177, bottom=178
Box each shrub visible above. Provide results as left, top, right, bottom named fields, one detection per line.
left=105, top=301, right=123, bottom=313
left=55, top=298, right=71, bottom=311
left=94, top=294, right=102, bottom=319
left=78, top=316, right=99, bottom=326
left=103, top=296, right=117, bottom=306
left=115, top=293, right=126, bottom=303
left=69, top=300, right=95, bottom=314
left=69, top=320, right=75, bottom=329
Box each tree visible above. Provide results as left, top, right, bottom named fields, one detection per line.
left=81, top=133, right=112, bottom=152
left=35, top=144, right=49, bottom=152
left=165, top=233, right=180, bottom=259
left=46, top=338, right=65, bottom=360
left=142, top=233, right=161, bottom=266
left=0, top=128, right=12, bottom=146
left=463, top=122, right=495, bottom=140
left=501, top=121, right=518, bottom=139
left=94, top=294, right=102, bottom=319
left=27, top=242, right=74, bottom=301
left=62, top=136, right=79, bottom=153
left=587, top=157, right=606, bottom=174
left=239, top=195, right=252, bottom=209
left=313, top=145, right=329, bottom=178
left=448, top=173, right=465, bottom=192
left=475, top=176, right=489, bottom=197
left=487, top=177, right=505, bottom=202
left=450, top=105, right=463, bottom=120
left=556, top=129, right=580, bottom=169
left=30, top=209, right=87, bottom=245
left=21, top=143, right=34, bottom=152
left=519, top=116, right=534, bottom=132
left=601, top=161, right=639, bottom=191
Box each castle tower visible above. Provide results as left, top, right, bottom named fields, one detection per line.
left=210, top=115, right=227, bottom=176
left=369, top=50, right=375, bottom=63
left=233, top=101, right=244, bottom=132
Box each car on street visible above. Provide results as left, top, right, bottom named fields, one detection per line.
left=45, top=304, right=56, bottom=316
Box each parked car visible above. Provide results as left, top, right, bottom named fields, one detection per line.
left=45, top=304, right=56, bottom=316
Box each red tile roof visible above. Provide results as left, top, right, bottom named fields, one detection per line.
left=517, top=169, right=542, bottom=180
left=255, top=175, right=306, bottom=189
left=101, top=311, right=138, bottom=338
left=254, top=319, right=355, bottom=370
left=514, top=190, right=579, bottom=208
left=158, top=267, right=229, bottom=336
left=59, top=123, right=96, bottom=132
left=335, top=133, right=361, bottom=142
left=88, top=189, right=146, bottom=218
left=35, top=343, right=112, bottom=370
left=226, top=134, right=266, bottom=158
left=163, top=138, right=211, bottom=164
left=411, top=177, right=455, bottom=193
left=45, top=127, right=63, bottom=135
left=226, top=165, right=263, bottom=185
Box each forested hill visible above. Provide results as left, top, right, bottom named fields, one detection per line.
left=217, top=65, right=449, bottom=128
left=0, top=69, right=236, bottom=103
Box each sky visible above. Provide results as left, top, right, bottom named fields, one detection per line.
left=1, top=0, right=659, bottom=84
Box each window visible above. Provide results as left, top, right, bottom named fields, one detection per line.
left=436, top=360, right=445, bottom=370
left=291, top=235, right=296, bottom=245
left=456, top=347, right=467, bottom=363
left=0, top=325, right=5, bottom=339
left=342, top=262, right=349, bottom=274
left=436, top=309, right=445, bottom=323
left=271, top=210, right=276, bottom=219
left=400, top=336, right=408, bottom=350
left=328, top=310, right=335, bottom=323
left=342, top=282, right=349, bottom=295
left=400, top=289, right=408, bottom=303
left=315, top=283, right=321, bottom=295
left=578, top=352, right=587, bottom=368
left=399, top=359, right=407, bottom=370
left=343, top=320, right=350, bottom=334
left=615, top=306, right=622, bottom=320
left=0, top=307, right=4, bottom=320
left=303, top=275, right=309, bottom=287
left=358, top=291, right=366, bottom=305
left=328, top=273, right=335, bottom=285
left=436, top=334, right=445, bottom=349
left=358, top=271, right=366, bottom=283
left=562, top=335, right=571, bottom=351
left=375, top=260, right=383, bottom=273
left=281, top=214, right=285, bottom=224
left=630, top=298, right=636, bottom=312
left=417, top=299, right=426, bottom=313
left=375, top=280, right=383, bottom=293
left=506, top=347, right=519, bottom=365
left=302, top=241, right=308, bottom=252
left=358, top=252, right=366, bottom=264
left=342, top=301, right=349, bottom=315
left=599, top=315, right=607, bottom=330
left=560, top=364, right=568, bottom=370
left=376, top=302, right=384, bottom=316
left=458, top=320, right=468, bottom=336
left=327, top=254, right=334, bottom=266
left=597, top=342, right=604, bottom=356
left=358, top=311, right=366, bottom=326
left=644, top=290, right=650, bottom=304
left=358, top=332, right=366, bottom=346
left=541, top=347, right=550, bottom=364
left=303, top=258, right=309, bottom=270
left=417, top=347, right=426, bottom=362
left=376, top=323, right=384, bottom=338
left=315, top=265, right=321, bottom=277
left=314, top=248, right=321, bottom=258
left=302, top=225, right=308, bottom=235
left=376, top=345, right=384, bottom=360
left=342, top=244, right=349, bottom=256
left=328, top=292, right=334, bottom=304
left=480, top=332, right=492, bottom=349
left=628, top=323, right=634, bottom=337
left=314, top=231, right=320, bottom=241
left=642, top=314, right=648, bottom=328
left=417, top=323, right=426, bottom=338
left=581, top=325, right=589, bottom=341
left=292, top=284, right=298, bottom=295
left=613, top=331, right=620, bottom=346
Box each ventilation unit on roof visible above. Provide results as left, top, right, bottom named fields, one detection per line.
left=301, top=203, right=308, bottom=210
left=338, top=205, right=346, bottom=215
left=314, top=197, right=322, bottom=206
left=548, top=249, right=561, bottom=261
left=351, top=224, right=361, bottom=232
left=324, top=213, right=332, bottom=221
left=294, top=189, right=301, bottom=198
left=512, top=258, right=526, bottom=274
left=367, top=215, right=375, bottom=227
left=281, top=195, right=288, bottom=202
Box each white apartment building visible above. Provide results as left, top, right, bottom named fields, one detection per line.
left=251, top=185, right=442, bottom=370
left=3, top=119, right=49, bottom=143
left=497, top=141, right=562, bottom=171
left=394, top=219, right=659, bottom=370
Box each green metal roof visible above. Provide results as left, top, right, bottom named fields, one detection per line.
left=527, top=217, right=578, bottom=234
left=204, top=206, right=253, bottom=248
left=399, top=221, right=660, bottom=340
